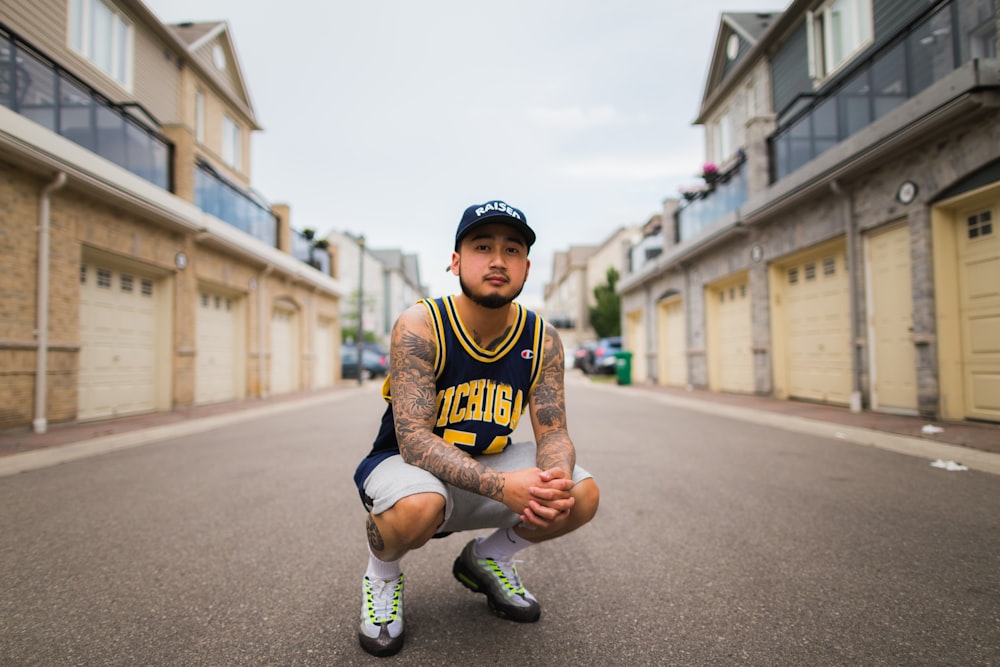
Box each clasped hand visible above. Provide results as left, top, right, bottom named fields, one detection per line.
left=502, top=467, right=576, bottom=529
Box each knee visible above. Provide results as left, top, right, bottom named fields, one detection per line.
left=382, top=493, right=445, bottom=547
left=573, top=478, right=600, bottom=524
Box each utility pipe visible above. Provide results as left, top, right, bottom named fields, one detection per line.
left=34, top=171, right=67, bottom=434
left=832, top=179, right=863, bottom=413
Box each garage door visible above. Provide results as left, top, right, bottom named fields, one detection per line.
left=708, top=276, right=753, bottom=393
left=866, top=223, right=917, bottom=413
left=78, top=263, right=158, bottom=420
left=270, top=305, right=299, bottom=395
left=657, top=297, right=686, bottom=387
left=314, top=318, right=335, bottom=388
left=956, top=204, right=1000, bottom=421
left=625, top=309, right=646, bottom=383
left=781, top=246, right=851, bottom=405
left=196, top=290, right=242, bottom=404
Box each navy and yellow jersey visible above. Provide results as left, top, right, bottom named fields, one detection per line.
left=354, top=296, right=546, bottom=486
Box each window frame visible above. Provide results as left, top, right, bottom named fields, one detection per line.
left=221, top=113, right=241, bottom=170
left=807, top=0, right=874, bottom=83
left=68, top=0, right=134, bottom=90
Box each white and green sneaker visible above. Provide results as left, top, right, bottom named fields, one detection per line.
left=358, top=574, right=404, bottom=657
left=452, top=539, right=541, bottom=622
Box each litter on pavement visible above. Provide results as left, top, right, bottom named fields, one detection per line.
left=929, top=459, right=968, bottom=472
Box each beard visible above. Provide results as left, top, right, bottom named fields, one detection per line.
left=459, top=274, right=524, bottom=309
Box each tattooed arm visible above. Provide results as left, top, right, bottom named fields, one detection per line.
left=529, top=321, right=576, bottom=474
left=390, top=305, right=513, bottom=505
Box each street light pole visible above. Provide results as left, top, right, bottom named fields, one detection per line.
left=357, top=235, right=365, bottom=385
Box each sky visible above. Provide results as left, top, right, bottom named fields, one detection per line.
left=143, top=0, right=789, bottom=307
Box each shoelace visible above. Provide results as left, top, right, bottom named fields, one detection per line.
left=366, top=577, right=402, bottom=623
left=489, top=558, right=526, bottom=595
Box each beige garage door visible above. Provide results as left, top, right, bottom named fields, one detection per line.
left=708, top=276, right=753, bottom=393
left=625, top=309, right=646, bottom=384
left=270, top=305, right=299, bottom=395
left=78, top=263, right=158, bottom=420
left=957, top=205, right=1000, bottom=421
left=866, top=223, right=917, bottom=413
left=196, top=290, right=243, bottom=404
left=781, top=246, right=851, bottom=405
left=657, top=297, right=686, bottom=387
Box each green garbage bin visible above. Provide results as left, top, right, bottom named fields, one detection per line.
left=614, top=351, right=633, bottom=386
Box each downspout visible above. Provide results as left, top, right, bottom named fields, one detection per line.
left=832, top=179, right=863, bottom=413
left=257, top=265, right=274, bottom=398
left=34, top=171, right=67, bottom=434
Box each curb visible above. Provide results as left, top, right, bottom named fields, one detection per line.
left=585, top=380, right=1000, bottom=476
left=0, top=391, right=357, bottom=478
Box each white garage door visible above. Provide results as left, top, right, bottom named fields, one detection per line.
left=957, top=204, right=1000, bottom=421
left=782, top=247, right=851, bottom=405
left=709, top=278, right=753, bottom=393
left=657, top=297, right=686, bottom=387
left=270, top=305, right=299, bottom=395
left=78, top=263, right=158, bottom=420
left=314, top=318, right=335, bottom=388
left=196, top=290, right=241, bottom=404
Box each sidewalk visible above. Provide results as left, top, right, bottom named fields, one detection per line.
left=1, top=378, right=997, bottom=475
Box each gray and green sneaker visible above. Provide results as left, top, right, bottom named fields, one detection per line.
left=452, top=539, right=541, bottom=622
left=358, top=574, right=404, bottom=657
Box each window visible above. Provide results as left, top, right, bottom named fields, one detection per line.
left=968, top=211, right=993, bottom=239
left=713, top=109, right=734, bottom=164
left=195, top=89, right=205, bottom=143
left=222, top=113, right=241, bottom=169
left=69, top=0, right=134, bottom=88
left=807, top=0, right=873, bottom=81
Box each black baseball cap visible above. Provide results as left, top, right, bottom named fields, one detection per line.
left=455, top=200, right=536, bottom=250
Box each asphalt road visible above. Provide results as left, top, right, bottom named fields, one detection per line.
left=2, top=379, right=998, bottom=666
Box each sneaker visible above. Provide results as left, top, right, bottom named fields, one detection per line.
left=452, top=538, right=541, bottom=622
left=358, top=574, right=404, bottom=657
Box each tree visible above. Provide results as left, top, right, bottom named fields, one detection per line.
left=588, top=267, right=621, bottom=338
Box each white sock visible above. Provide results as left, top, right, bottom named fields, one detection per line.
left=366, top=545, right=402, bottom=581
left=474, top=527, right=534, bottom=562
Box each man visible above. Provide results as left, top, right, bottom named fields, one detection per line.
left=352, top=200, right=600, bottom=657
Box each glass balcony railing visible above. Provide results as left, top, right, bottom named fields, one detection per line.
left=770, top=0, right=996, bottom=181
left=677, top=155, right=749, bottom=242
left=195, top=160, right=277, bottom=247
left=0, top=23, right=171, bottom=190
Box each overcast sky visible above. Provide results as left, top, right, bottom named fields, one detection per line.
left=144, top=0, right=788, bottom=307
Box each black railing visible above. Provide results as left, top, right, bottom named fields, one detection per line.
left=0, top=23, right=172, bottom=190
left=769, top=0, right=993, bottom=181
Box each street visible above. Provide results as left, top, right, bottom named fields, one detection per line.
left=2, top=378, right=998, bottom=666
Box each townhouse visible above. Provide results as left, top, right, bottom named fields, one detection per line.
left=1, top=0, right=345, bottom=432
left=543, top=225, right=639, bottom=353
left=619, top=0, right=999, bottom=424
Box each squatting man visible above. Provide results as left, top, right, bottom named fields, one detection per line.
left=352, top=199, right=601, bottom=657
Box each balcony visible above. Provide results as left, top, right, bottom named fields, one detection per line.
left=677, top=153, right=749, bottom=242
left=770, top=0, right=996, bottom=181
left=0, top=23, right=171, bottom=190
left=195, top=160, right=277, bottom=247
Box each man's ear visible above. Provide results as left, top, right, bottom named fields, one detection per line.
left=524, top=257, right=530, bottom=281
left=450, top=251, right=460, bottom=275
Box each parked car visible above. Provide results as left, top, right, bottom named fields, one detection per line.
left=572, top=341, right=597, bottom=371
left=589, top=336, right=622, bottom=375
left=341, top=344, right=389, bottom=379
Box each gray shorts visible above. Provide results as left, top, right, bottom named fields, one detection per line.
left=361, top=441, right=593, bottom=534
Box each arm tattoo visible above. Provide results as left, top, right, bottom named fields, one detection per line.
left=531, top=323, right=576, bottom=472
left=391, top=308, right=507, bottom=501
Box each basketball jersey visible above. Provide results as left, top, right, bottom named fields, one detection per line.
left=354, top=296, right=546, bottom=484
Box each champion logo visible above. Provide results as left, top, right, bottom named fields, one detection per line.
left=521, top=349, right=534, bottom=360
